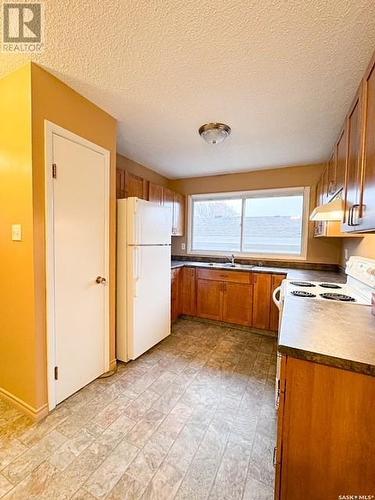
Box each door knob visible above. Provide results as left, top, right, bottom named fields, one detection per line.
left=96, top=276, right=107, bottom=284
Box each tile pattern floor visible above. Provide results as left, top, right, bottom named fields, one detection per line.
left=0, top=319, right=277, bottom=500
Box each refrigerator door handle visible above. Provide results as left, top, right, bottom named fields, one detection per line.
left=135, top=214, right=142, bottom=245
left=133, top=247, right=141, bottom=297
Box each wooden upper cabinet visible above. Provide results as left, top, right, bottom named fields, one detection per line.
left=335, top=125, right=347, bottom=194
left=321, top=166, right=329, bottom=203
left=181, top=267, right=196, bottom=316
left=357, top=53, right=375, bottom=232
left=116, top=169, right=126, bottom=199
left=148, top=182, right=164, bottom=205
left=327, top=151, right=337, bottom=197
left=163, top=188, right=185, bottom=236
left=125, top=171, right=149, bottom=200
left=196, top=278, right=223, bottom=321
left=163, top=188, right=174, bottom=231
left=222, top=282, right=253, bottom=326
left=252, top=273, right=272, bottom=330
left=269, top=274, right=286, bottom=332
left=172, top=192, right=185, bottom=236
left=343, top=89, right=363, bottom=231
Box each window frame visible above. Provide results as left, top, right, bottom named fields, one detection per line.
left=187, top=186, right=310, bottom=261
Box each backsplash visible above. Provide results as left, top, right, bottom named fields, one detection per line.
left=171, top=254, right=340, bottom=272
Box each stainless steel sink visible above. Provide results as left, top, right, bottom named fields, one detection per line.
left=206, top=262, right=254, bottom=270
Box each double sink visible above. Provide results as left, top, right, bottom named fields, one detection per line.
left=206, top=262, right=255, bottom=270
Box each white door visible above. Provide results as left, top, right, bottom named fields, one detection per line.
left=48, top=128, right=109, bottom=406
left=126, top=198, right=171, bottom=245
left=127, top=245, right=171, bottom=359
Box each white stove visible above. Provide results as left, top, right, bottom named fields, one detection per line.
left=273, top=256, right=375, bottom=409
left=284, top=280, right=370, bottom=305
left=274, top=256, right=375, bottom=308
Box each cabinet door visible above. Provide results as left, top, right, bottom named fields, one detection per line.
left=149, top=183, right=164, bottom=205
left=357, top=55, right=375, bottom=231
left=335, top=126, right=347, bottom=194
left=327, top=151, right=337, bottom=197
left=125, top=171, right=148, bottom=199
left=163, top=188, right=174, bottom=233
left=278, top=358, right=375, bottom=500
left=269, top=274, right=286, bottom=332
left=116, top=169, right=126, bottom=199
left=171, top=268, right=181, bottom=322
left=314, top=177, right=325, bottom=237
left=172, top=192, right=185, bottom=236
left=222, top=282, right=252, bottom=326
left=321, top=166, right=329, bottom=203
left=196, top=279, right=223, bottom=321
left=182, top=267, right=196, bottom=315
left=343, top=90, right=363, bottom=230
left=252, top=273, right=272, bottom=330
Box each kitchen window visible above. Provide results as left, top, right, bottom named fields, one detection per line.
left=188, top=187, right=309, bottom=259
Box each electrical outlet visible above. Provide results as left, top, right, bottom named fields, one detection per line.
left=181, top=242, right=186, bottom=251
left=344, top=248, right=349, bottom=261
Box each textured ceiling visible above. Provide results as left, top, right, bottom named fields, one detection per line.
left=1, top=0, right=375, bottom=178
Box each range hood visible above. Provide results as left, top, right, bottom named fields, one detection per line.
left=309, top=198, right=344, bottom=221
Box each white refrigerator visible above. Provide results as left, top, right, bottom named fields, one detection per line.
left=116, top=198, right=172, bottom=362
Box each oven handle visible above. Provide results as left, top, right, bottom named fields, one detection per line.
left=272, top=286, right=282, bottom=310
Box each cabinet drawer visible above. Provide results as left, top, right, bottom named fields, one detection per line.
left=196, top=268, right=251, bottom=284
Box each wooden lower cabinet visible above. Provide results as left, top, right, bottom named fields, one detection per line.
left=172, top=267, right=283, bottom=330
left=171, top=268, right=182, bottom=322
left=253, top=273, right=272, bottom=330
left=196, top=279, right=223, bottom=321
left=181, top=267, right=196, bottom=315
left=276, top=356, right=375, bottom=499
left=222, top=282, right=253, bottom=326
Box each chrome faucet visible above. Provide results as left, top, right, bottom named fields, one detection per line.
left=227, top=254, right=235, bottom=266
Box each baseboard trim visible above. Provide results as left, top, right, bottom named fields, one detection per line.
left=0, top=387, right=49, bottom=421
left=180, top=315, right=277, bottom=338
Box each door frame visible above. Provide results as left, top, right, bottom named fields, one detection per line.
left=44, top=120, right=110, bottom=411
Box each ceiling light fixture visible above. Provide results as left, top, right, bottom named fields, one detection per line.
left=199, top=123, right=231, bottom=144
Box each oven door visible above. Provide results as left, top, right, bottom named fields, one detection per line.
left=274, top=283, right=285, bottom=408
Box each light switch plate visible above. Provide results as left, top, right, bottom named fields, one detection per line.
left=12, top=224, right=22, bottom=241
left=181, top=242, right=186, bottom=251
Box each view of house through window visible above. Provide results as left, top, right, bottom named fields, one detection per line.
left=190, top=188, right=308, bottom=257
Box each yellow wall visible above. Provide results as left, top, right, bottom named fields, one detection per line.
left=342, top=235, right=375, bottom=265
left=0, top=63, right=117, bottom=417
left=31, top=64, right=117, bottom=411
left=0, top=66, right=38, bottom=411
left=169, top=164, right=342, bottom=264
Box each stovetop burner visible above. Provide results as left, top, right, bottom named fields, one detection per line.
left=291, top=290, right=316, bottom=298
left=319, top=283, right=342, bottom=289
left=290, top=281, right=316, bottom=287
left=319, top=293, right=356, bottom=302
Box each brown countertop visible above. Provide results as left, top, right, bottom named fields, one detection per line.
left=278, top=296, right=375, bottom=377
left=171, top=260, right=345, bottom=283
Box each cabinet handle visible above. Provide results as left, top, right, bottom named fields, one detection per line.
left=351, top=204, right=361, bottom=226
left=273, top=446, right=277, bottom=467
left=348, top=207, right=353, bottom=227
